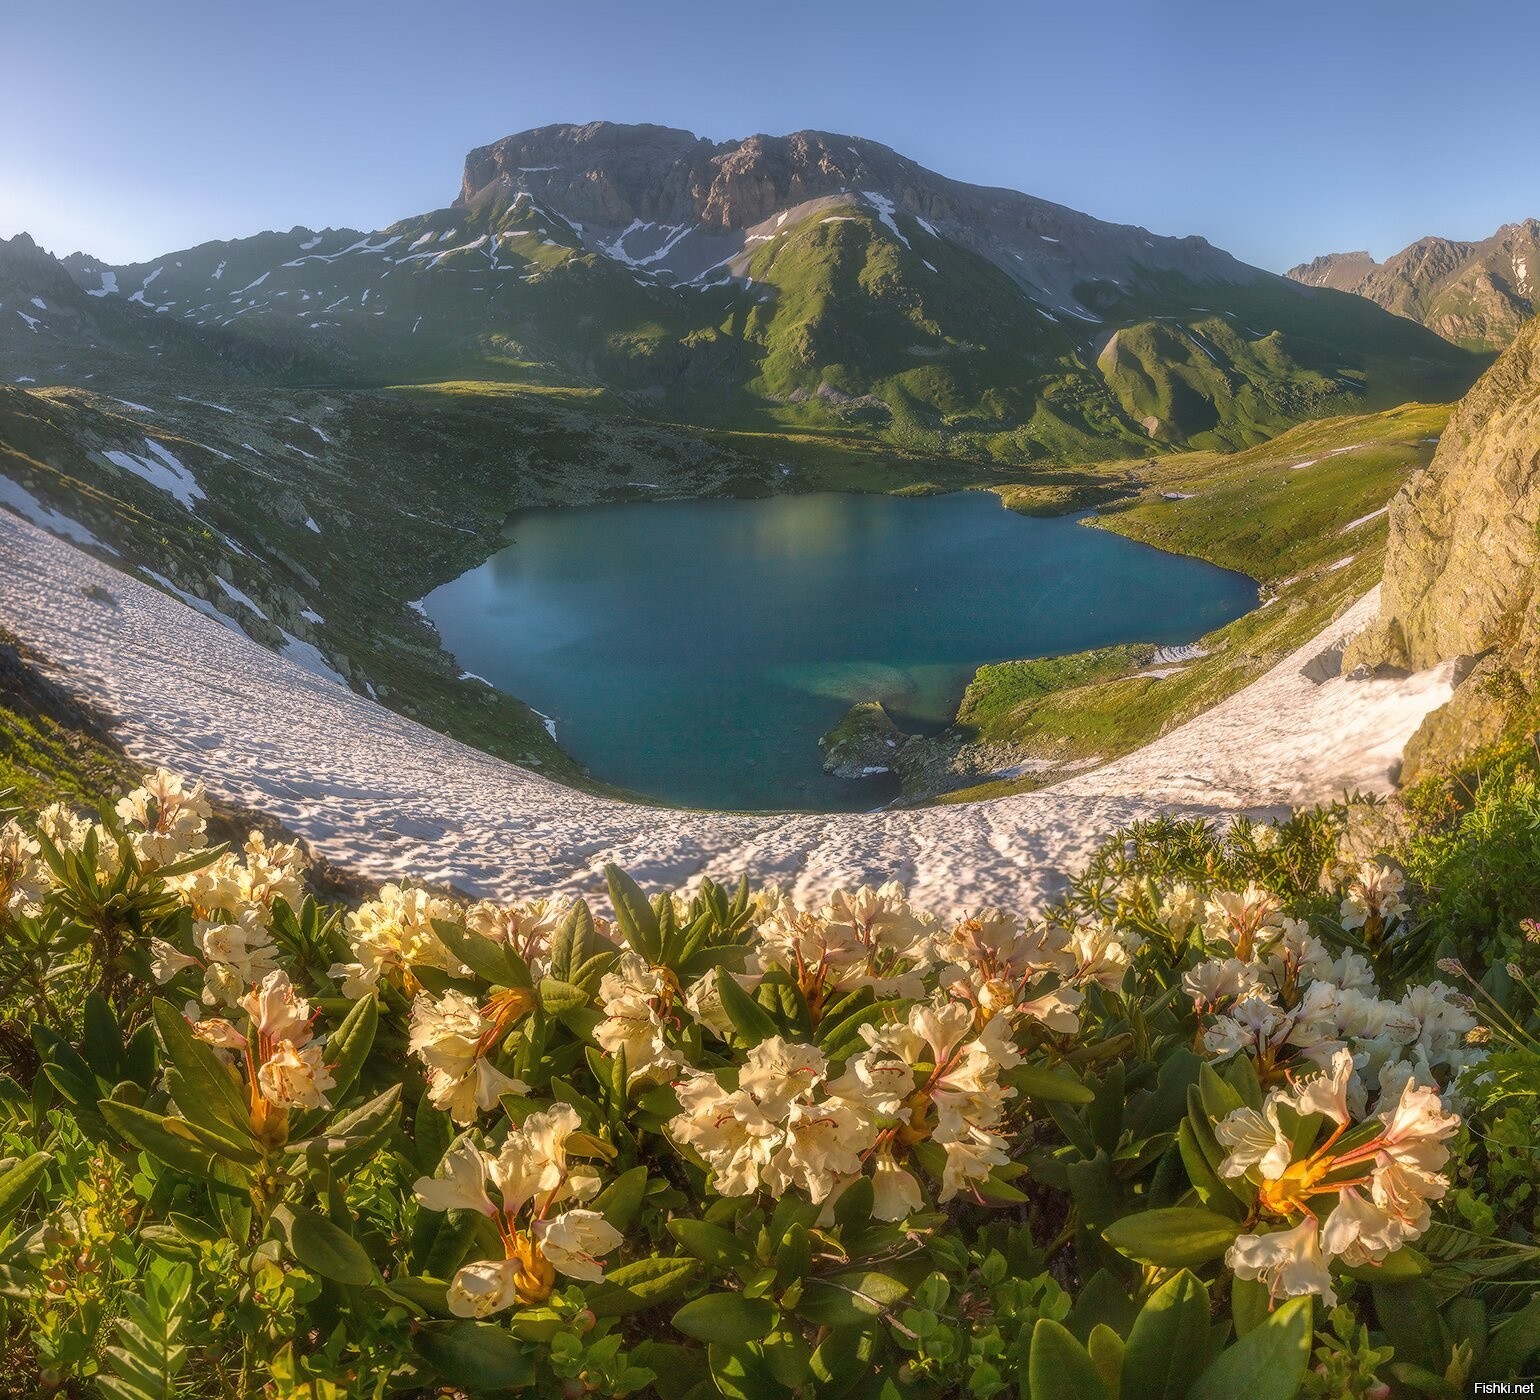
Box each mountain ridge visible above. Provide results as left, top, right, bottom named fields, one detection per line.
left=1286, top=220, right=1539, bottom=351
left=0, top=122, right=1486, bottom=458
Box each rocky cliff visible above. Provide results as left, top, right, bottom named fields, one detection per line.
left=1344, top=314, right=1540, bottom=776
left=1286, top=221, right=1539, bottom=351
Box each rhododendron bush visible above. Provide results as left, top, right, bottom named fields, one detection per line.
left=1, top=775, right=1537, bottom=1399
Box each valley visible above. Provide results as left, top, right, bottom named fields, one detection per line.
left=0, top=122, right=1496, bottom=813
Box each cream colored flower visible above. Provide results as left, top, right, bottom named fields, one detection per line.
left=764, top=1096, right=876, bottom=1203
left=150, top=938, right=200, bottom=984
left=1320, top=1186, right=1413, bottom=1266
left=256, top=1040, right=334, bottom=1111
left=413, top=1136, right=498, bottom=1216
left=447, top=1258, right=523, bottom=1318
left=668, top=1076, right=780, bottom=1196
left=1069, top=924, right=1132, bottom=991
left=872, top=1152, right=924, bottom=1220
left=1227, top=1217, right=1337, bottom=1305
left=738, top=1037, right=828, bottom=1117
left=0, top=820, right=44, bottom=913
left=1214, top=1100, right=1294, bottom=1180
left=117, top=769, right=211, bottom=866
left=1289, top=1047, right=1355, bottom=1126
left=534, top=1209, right=622, bottom=1283
left=594, top=953, right=681, bottom=1082
left=1339, top=862, right=1410, bottom=933
left=240, top=969, right=314, bottom=1046
left=189, top=1016, right=247, bottom=1050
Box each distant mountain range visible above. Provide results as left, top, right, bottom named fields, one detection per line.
left=1287, top=220, right=1539, bottom=352
left=0, top=122, right=1484, bottom=458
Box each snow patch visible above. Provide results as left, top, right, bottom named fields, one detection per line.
left=0, top=476, right=116, bottom=552
left=101, top=439, right=205, bottom=509
left=214, top=575, right=268, bottom=620
left=861, top=191, right=910, bottom=247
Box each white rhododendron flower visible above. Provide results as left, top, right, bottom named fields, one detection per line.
left=115, top=768, right=212, bottom=867
left=1213, top=1052, right=1459, bottom=1304
left=408, top=988, right=531, bottom=1123
left=330, top=882, right=466, bottom=996
left=1227, top=1216, right=1338, bottom=1308
left=534, top=1209, right=624, bottom=1283
left=1339, top=861, right=1410, bottom=933
left=594, top=952, right=684, bottom=1082
left=413, top=1107, right=619, bottom=1316
left=256, top=1039, right=334, bottom=1111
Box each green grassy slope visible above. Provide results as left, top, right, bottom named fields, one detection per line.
left=908, top=406, right=1452, bottom=803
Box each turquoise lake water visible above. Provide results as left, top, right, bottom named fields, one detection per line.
left=421, top=491, right=1258, bottom=811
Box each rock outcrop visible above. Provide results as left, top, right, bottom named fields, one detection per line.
left=1286, top=221, right=1540, bottom=351
left=456, top=121, right=1262, bottom=301
left=1344, top=314, right=1540, bottom=775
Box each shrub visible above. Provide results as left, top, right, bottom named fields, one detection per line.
left=0, top=773, right=1536, bottom=1398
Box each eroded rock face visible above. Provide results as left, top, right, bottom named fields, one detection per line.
left=1350, top=318, right=1540, bottom=672
left=1286, top=221, right=1540, bottom=351
left=455, top=121, right=1256, bottom=291
left=1346, top=314, right=1540, bottom=770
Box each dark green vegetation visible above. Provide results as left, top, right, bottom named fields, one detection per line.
left=0, top=624, right=132, bottom=807
left=2, top=761, right=1538, bottom=1396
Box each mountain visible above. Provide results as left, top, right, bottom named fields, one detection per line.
left=1, top=122, right=1484, bottom=459
left=1344, top=310, right=1540, bottom=778
left=1286, top=221, right=1540, bottom=352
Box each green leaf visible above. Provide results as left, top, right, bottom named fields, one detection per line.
left=587, top=1256, right=698, bottom=1318
left=1102, top=1207, right=1242, bottom=1268
left=96, top=1260, right=193, bottom=1400
left=1476, top=1293, right=1540, bottom=1382
left=538, top=977, right=591, bottom=1016
left=0, top=1152, right=51, bottom=1230
left=548, top=899, right=616, bottom=989
left=415, top=1320, right=535, bottom=1390
left=275, top=1206, right=376, bottom=1285
left=1177, top=1120, right=1246, bottom=1220
left=82, top=992, right=123, bottom=1083
left=431, top=917, right=530, bottom=988
left=1339, top=1245, right=1430, bottom=1282
left=715, top=968, right=780, bottom=1045
left=796, top=1271, right=908, bottom=1328
left=414, top=1090, right=453, bottom=1173
left=1184, top=1295, right=1311, bottom=1400
left=668, top=1218, right=754, bottom=1271
left=592, top=1166, right=649, bottom=1233
left=1030, top=1318, right=1106, bottom=1400
left=1121, top=1270, right=1209, bottom=1400
left=606, top=864, right=662, bottom=963
left=1230, top=1277, right=1270, bottom=1338
left=1007, top=1062, right=1097, bottom=1105
left=1088, top=1325, right=1125, bottom=1400
left=99, top=1100, right=248, bottom=1187
left=321, top=994, right=377, bottom=1104
left=151, top=1001, right=251, bottom=1136
left=1371, top=1279, right=1448, bottom=1375
left=672, top=1293, right=779, bottom=1344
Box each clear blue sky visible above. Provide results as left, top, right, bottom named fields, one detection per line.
left=3, top=0, right=1535, bottom=272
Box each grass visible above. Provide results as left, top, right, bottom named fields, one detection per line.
left=911, top=405, right=1452, bottom=804
left=0, top=625, right=134, bottom=808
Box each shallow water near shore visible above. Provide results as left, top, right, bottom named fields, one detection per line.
left=422, top=491, right=1258, bottom=811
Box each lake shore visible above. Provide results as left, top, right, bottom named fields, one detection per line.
left=0, top=510, right=1452, bottom=912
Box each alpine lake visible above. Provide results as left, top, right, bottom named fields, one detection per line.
left=421, top=491, right=1258, bottom=811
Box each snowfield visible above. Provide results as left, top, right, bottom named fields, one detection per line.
left=0, top=512, right=1453, bottom=913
